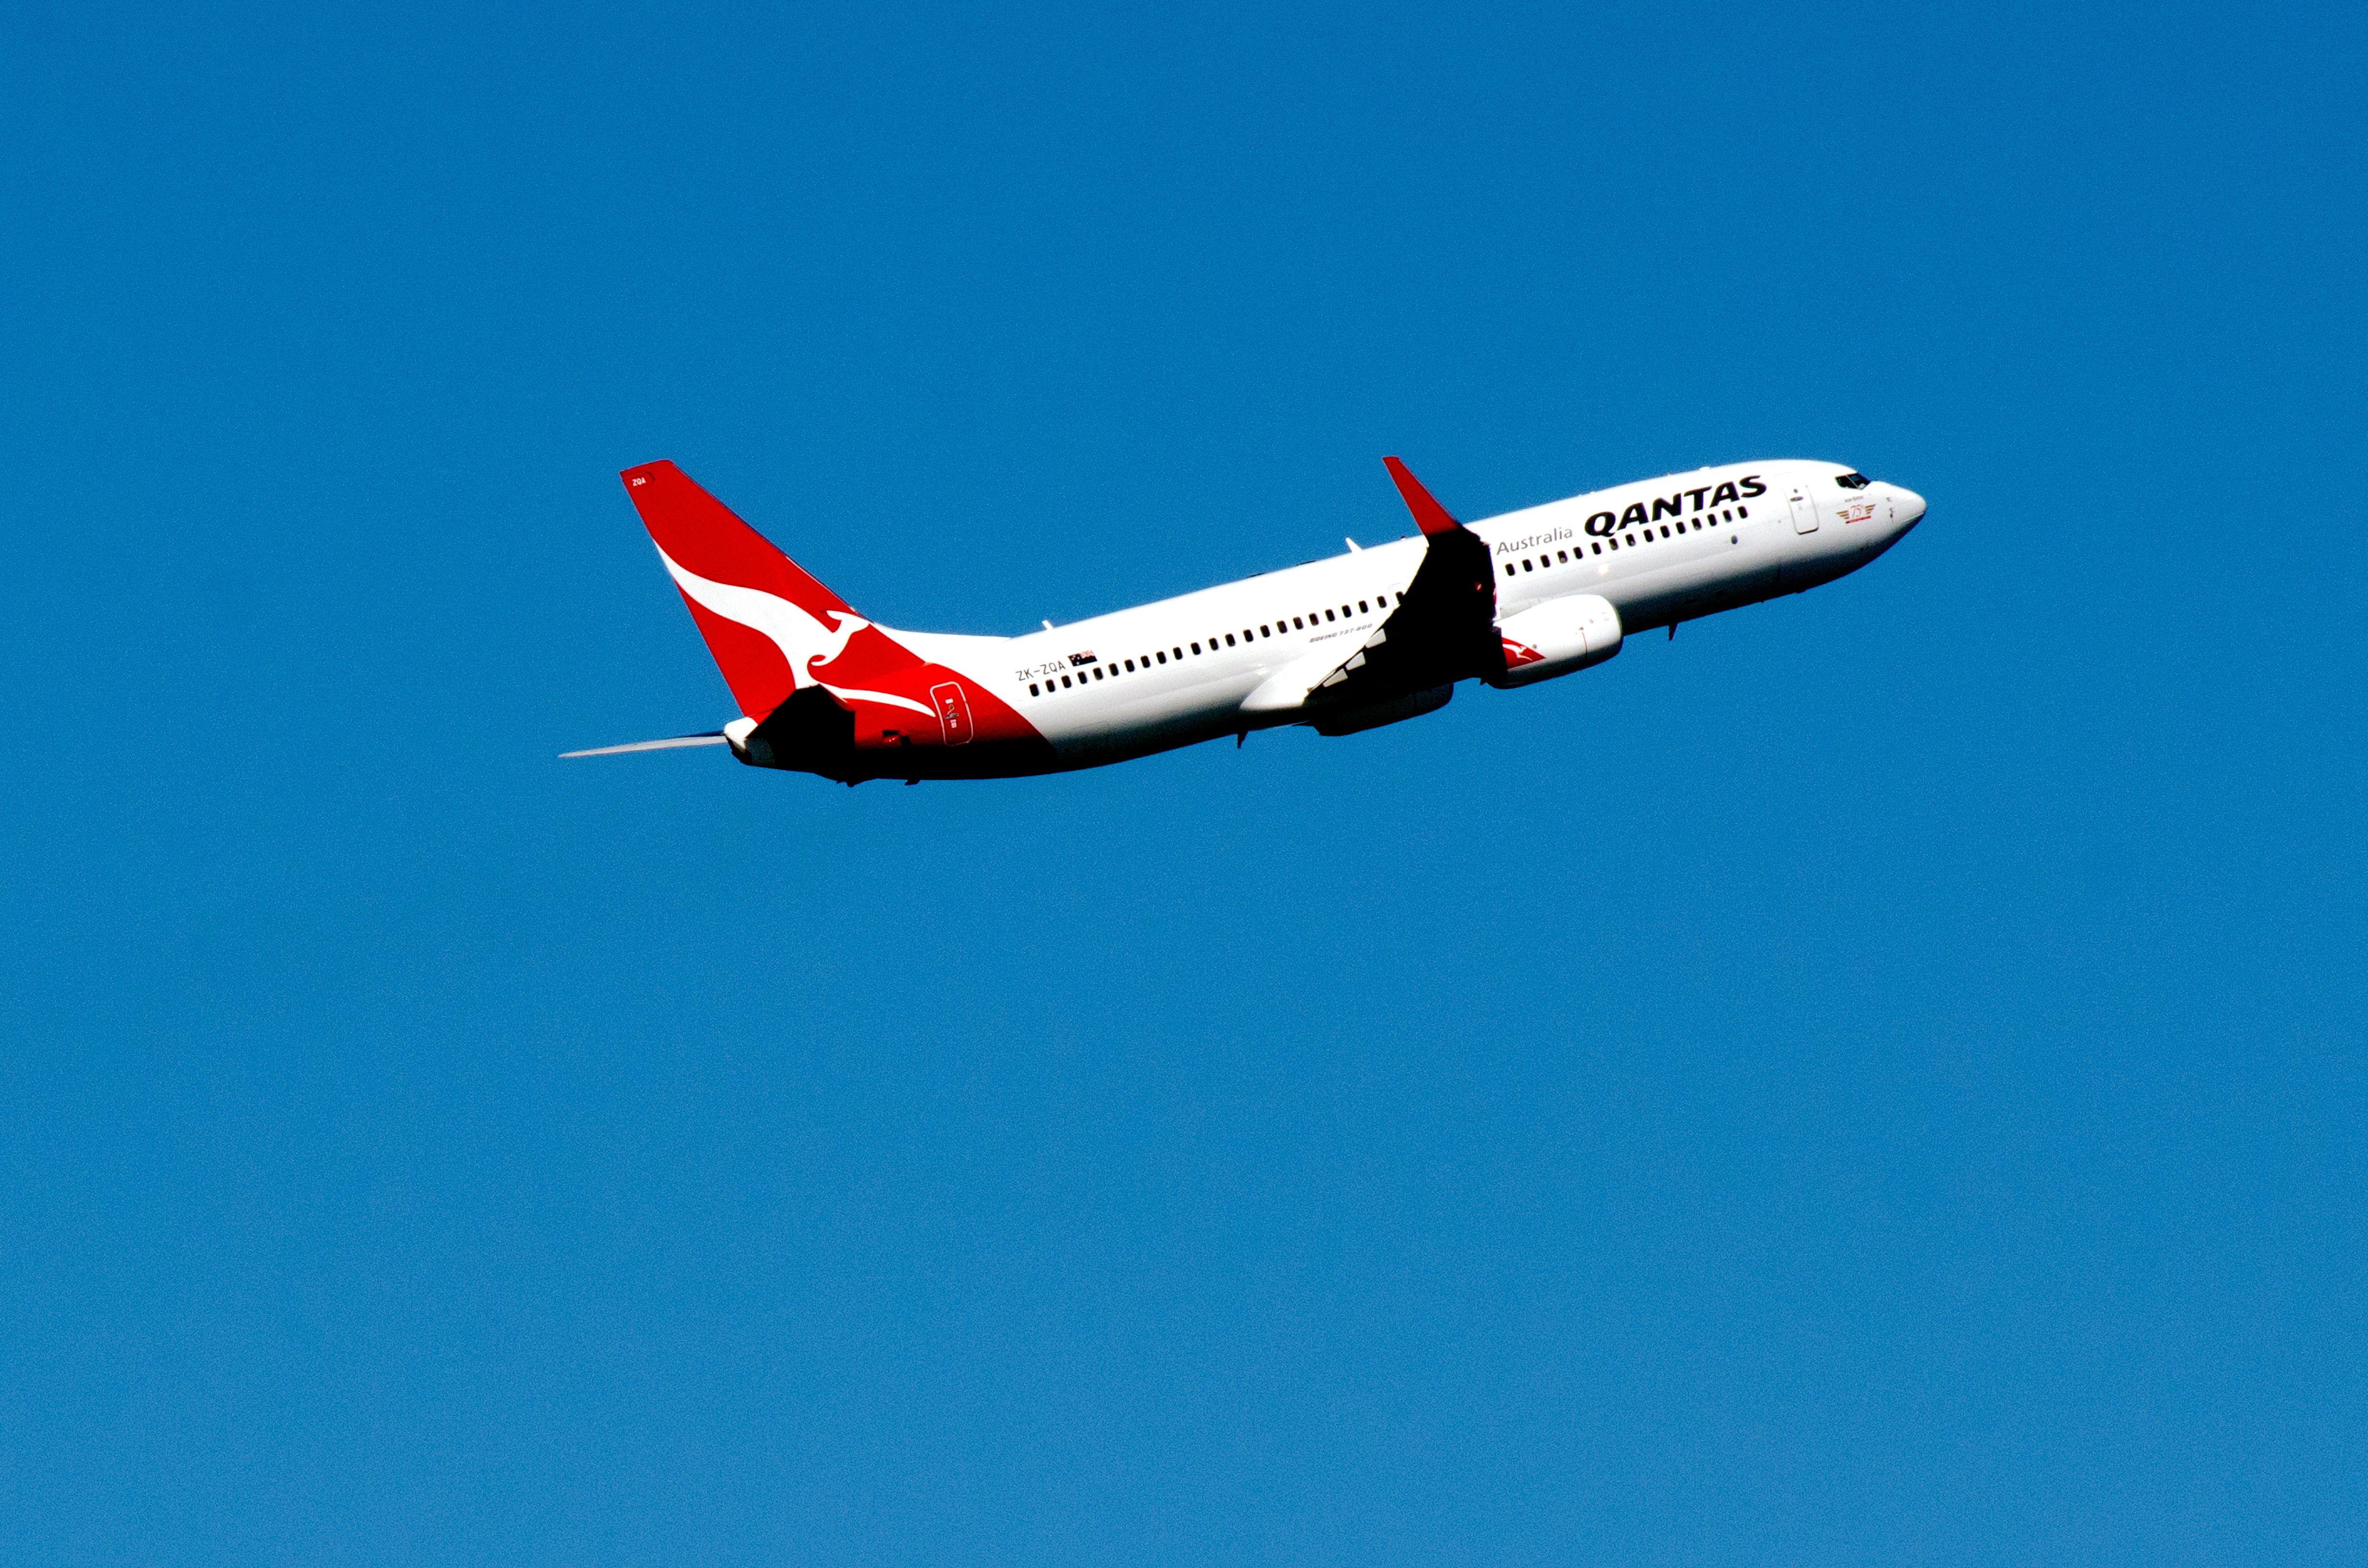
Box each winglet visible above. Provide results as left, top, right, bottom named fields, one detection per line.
left=1383, top=456, right=1462, bottom=536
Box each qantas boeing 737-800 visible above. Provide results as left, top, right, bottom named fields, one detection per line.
left=566, top=455, right=1925, bottom=783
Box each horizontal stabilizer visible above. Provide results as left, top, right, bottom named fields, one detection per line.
left=560, top=731, right=728, bottom=759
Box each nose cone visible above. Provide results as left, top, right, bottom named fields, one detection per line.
left=1889, top=485, right=1926, bottom=533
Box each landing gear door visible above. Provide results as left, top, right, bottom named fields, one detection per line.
left=1788, top=487, right=1820, bottom=534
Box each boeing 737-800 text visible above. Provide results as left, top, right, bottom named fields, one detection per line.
left=566, top=456, right=1925, bottom=783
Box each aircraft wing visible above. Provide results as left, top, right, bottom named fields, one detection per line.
left=1288, top=458, right=1505, bottom=714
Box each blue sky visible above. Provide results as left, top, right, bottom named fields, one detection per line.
left=4, top=1, right=2365, bottom=1562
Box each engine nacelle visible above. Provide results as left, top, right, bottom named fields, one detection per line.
left=1488, top=594, right=1622, bottom=687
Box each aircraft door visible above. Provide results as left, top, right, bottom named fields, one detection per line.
left=931, top=682, right=974, bottom=746
left=1788, top=487, right=1820, bottom=534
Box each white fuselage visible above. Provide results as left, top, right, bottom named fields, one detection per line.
left=899, top=459, right=1924, bottom=768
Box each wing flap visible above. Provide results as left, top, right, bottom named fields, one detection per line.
left=1240, top=645, right=1364, bottom=714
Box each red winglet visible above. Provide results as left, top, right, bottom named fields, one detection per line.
left=1383, top=456, right=1462, bottom=536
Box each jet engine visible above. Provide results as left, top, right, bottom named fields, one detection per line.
left=1488, top=594, right=1622, bottom=687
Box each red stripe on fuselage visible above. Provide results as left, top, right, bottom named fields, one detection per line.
left=826, top=660, right=1057, bottom=779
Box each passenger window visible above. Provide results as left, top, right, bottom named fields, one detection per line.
left=1661, top=526, right=1671, bottom=537
left=1124, top=659, right=1135, bottom=672
left=1190, top=642, right=1200, bottom=654
left=1029, top=682, right=1039, bottom=696
left=1259, top=625, right=1270, bottom=637
left=1060, top=675, right=1071, bottom=687
left=1324, top=609, right=1335, bottom=621
left=1358, top=600, right=1369, bottom=612
left=1155, top=650, right=1166, bottom=663
left=1557, top=550, right=1568, bottom=563
left=1092, top=666, right=1103, bottom=679
left=1738, top=505, right=1748, bottom=518
left=1522, top=559, right=1533, bottom=572
left=1591, top=541, right=1601, bottom=554
left=1172, top=647, right=1182, bottom=660
left=1504, top=564, right=1515, bottom=578
left=1225, top=633, right=1236, bottom=646
left=1340, top=605, right=1351, bottom=618
left=1293, top=616, right=1304, bottom=629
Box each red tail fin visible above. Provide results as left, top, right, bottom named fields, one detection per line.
left=619, top=461, right=861, bottom=719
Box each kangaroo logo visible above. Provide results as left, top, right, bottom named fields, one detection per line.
left=657, top=547, right=940, bottom=720
left=656, top=546, right=856, bottom=691
left=802, top=610, right=872, bottom=680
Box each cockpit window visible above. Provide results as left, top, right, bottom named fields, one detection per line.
left=1834, top=471, right=1871, bottom=489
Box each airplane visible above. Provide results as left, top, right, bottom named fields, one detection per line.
left=565, top=456, right=1925, bottom=784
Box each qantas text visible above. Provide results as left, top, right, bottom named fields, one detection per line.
left=1579, top=475, right=1765, bottom=537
